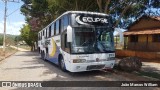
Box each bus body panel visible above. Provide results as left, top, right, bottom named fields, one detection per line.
left=46, top=36, right=61, bottom=65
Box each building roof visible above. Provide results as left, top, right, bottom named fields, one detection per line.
left=124, top=28, right=160, bottom=35
left=150, top=16, right=160, bottom=21
left=124, top=15, right=160, bottom=35
left=127, top=15, right=160, bottom=30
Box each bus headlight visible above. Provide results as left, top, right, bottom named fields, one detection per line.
left=73, top=59, right=86, bottom=63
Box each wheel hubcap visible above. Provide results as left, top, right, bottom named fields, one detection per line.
left=61, top=59, right=65, bottom=68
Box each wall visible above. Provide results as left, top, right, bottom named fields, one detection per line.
left=116, top=50, right=160, bottom=61
left=138, top=35, right=147, bottom=42
left=126, top=34, right=160, bottom=51
left=126, top=42, right=160, bottom=51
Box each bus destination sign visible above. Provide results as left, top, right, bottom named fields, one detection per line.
left=75, top=14, right=108, bottom=26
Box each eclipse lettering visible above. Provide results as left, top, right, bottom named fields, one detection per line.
left=82, top=17, right=108, bottom=23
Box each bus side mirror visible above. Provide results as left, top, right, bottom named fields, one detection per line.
left=67, top=26, right=73, bottom=42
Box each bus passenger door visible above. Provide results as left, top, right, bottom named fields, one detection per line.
left=61, top=31, right=71, bottom=63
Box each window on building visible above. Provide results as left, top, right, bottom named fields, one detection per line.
left=152, top=34, right=160, bottom=42
left=130, top=35, right=138, bottom=42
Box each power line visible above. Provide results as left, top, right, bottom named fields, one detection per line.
left=7, top=8, right=19, bottom=17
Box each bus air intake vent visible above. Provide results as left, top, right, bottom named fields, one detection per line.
left=86, top=65, right=105, bottom=70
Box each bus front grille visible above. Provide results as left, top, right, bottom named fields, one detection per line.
left=86, top=65, right=105, bottom=70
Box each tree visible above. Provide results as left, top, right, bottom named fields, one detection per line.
left=21, top=0, right=97, bottom=31
left=21, top=0, right=159, bottom=29
left=96, top=0, right=160, bottom=28
left=15, top=36, right=23, bottom=44
left=20, top=24, right=38, bottom=51
left=20, top=0, right=159, bottom=48
left=0, top=37, right=3, bottom=45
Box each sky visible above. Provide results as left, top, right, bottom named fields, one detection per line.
left=0, top=0, right=25, bottom=35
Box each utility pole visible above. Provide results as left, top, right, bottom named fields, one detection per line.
left=2, top=0, right=19, bottom=56
left=3, top=0, right=7, bottom=56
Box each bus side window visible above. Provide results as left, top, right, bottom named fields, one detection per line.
left=49, top=26, right=51, bottom=37
left=54, top=22, right=56, bottom=35
left=41, top=32, right=42, bottom=40
left=38, top=33, right=39, bottom=40
left=56, top=20, right=59, bottom=35
left=59, top=19, right=61, bottom=33
left=64, top=15, right=68, bottom=30
left=61, top=18, right=64, bottom=32
left=61, top=32, right=70, bottom=53
left=39, top=33, right=41, bottom=40
left=46, top=29, right=48, bottom=38
left=43, top=30, right=44, bottom=36
left=52, top=23, right=54, bottom=36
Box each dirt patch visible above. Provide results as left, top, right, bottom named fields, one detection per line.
left=0, top=47, right=17, bottom=61
left=115, top=58, right=160, bottom=80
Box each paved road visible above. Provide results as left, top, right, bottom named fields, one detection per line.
left=10, top=46, right=30, bottom=52
left=0, top=51, right=159, bottom=90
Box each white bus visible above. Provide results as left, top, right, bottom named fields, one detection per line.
left=38, top=11, right=115, bottom=72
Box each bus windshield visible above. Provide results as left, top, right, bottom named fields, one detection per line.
left=71, top=27, right=114, bottom=54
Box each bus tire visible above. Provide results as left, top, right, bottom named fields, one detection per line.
left=41, top=51, right=45, bottom=60
left=38, top=47, right=40, bottom=53
left=59, top=56, right=66, bottom=72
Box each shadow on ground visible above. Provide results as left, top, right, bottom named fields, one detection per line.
left=14, top=51, right=39, bottom=56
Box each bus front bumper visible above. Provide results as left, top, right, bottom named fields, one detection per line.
left=66, top=60, right=115, bottom=72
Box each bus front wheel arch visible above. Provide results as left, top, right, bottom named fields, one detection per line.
left=58, top=55, right=67, bottom=72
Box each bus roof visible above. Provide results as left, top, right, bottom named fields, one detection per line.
left=62, top=11, right=109, bottom=16
left=39, top=11, right=109, bottom=33
left=54, top=11, right=109, bottom=23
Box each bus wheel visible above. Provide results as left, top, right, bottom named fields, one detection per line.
left=59, top=57, right=66, bottom=71
left=41, top=51, right=45, bottom=60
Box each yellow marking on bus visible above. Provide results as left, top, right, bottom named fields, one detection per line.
left=50, top=38, right=56, bottom=57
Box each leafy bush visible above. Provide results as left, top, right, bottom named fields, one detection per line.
left=118, top=57, right=142, bottom=72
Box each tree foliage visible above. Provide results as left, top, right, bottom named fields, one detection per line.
left=21, top=0, right=159, bottom=30
left=0, top=37, right=3, bottom=45
left=96, top=0, right=160, bottom=27
left=21, top=0, right=97, bottom=31
left=20, top=0, right=159, bottom=47
left=20, top=24, right=37, bottom=48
